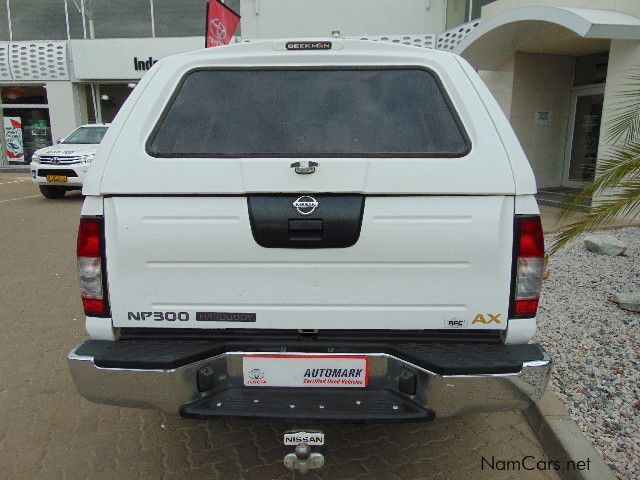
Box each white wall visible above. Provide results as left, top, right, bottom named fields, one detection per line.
left=479, top=52, right=575, bottom=188
left=45, top=81, right=84, bottom=142
left=240, top=0, right=447, bottom=38
left=479, top=54, right=516, bottom=115
left=509, top=53, right=575, bottom=188
left=481, top=0, right=640, bottom=20
left=70, top=37, right=203, bottom=81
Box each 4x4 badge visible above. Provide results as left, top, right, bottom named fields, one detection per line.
left=293, top=196, right=318, bottom=215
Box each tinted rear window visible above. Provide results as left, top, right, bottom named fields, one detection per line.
left=148, top=68, right=470, bottom=158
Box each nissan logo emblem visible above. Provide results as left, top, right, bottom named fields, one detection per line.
left=292, top=196, right=318, bottom=215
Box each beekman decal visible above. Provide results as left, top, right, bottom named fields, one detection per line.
left=285, top=41, right=332, bottom=51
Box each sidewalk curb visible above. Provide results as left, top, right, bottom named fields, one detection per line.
left=524, top=392, right=617, bottom=480
left=0, top=167, right=30, bottom=173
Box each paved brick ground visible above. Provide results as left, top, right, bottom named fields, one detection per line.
left=0, top=174, right=560, bottom=480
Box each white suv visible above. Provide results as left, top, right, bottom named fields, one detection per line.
left=30, top=123, right=109, bottom=198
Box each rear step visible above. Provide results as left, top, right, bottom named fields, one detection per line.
left=180, top=387, right=435, bottom=422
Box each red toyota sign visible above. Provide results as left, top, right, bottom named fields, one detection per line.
left=205, top=0, right=240, bottom=47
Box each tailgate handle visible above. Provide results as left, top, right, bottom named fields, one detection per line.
left=290, top=161, right=318, bottom=174
left=288, top=219, right=323, bottom=240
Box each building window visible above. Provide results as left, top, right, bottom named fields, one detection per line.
left=93, top=83, right=137, bottom=123
left=1, top=86, right=52, bottom=165
left=153, top=0, right=240, bottom=38
left=446, top=0, right=495, bottom=29
left=153, top=0, right=207, bottom=37
left=469, top=0, right=495, bottom=21
left=573, top=52, right=609, bottom=87
left=1, top=85, right=48, bottom=105
left=0, top=1, right=9, bottom=41
left=84, top=0, right=153, bottom=39
left=7, top=0, right=68, bottom=41
left=5, top=0, right=239, bottom=40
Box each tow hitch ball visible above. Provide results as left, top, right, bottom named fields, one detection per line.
left=284, top=443, right=325, bottom=473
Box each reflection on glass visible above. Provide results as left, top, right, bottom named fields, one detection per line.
left=62, top=126, right=108, bottom=144
left=470, top=0, right=496, bottom=20
left=0, top=1, right=9, bottom=41
left=568, top=94, right=604, bottom=183
left=67, top=0, right=86, bottom=39
left=9, top=0, right=68, bottom=40
left=573, top=52, right=609, bottom=88
left=86, top=0, right=152, bottom=38
left=1, top=86, right=48, bottom=104
left=98, top=84, right=134, bottom=122
left=154, top=0, right=205, bottom=37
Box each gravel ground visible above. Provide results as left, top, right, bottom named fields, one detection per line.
left=535, top=227, right=640, bottom=480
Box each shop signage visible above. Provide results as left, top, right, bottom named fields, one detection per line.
left=535, top=110, right=552, bottom=125
left=133, top=56, right=159, bottom=71
left=70, top=38, right=203, bottom=80
left=3, top=117, right=24, bottom=162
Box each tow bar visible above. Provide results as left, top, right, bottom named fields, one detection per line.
left=283, top=430, right=325, bottom=473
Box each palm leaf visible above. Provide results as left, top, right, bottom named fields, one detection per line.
left=606, top=68, right=640, bottom=143
left=550, top=179, right=640, bottom=253
left=551, top=69, right=640, bottom=253
left=555, top=139, right=640, bottom=222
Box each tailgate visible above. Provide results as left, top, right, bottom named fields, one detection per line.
left=105, top=195, right=513, bottom=331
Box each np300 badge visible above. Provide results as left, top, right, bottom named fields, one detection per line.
left=293, top=196, right=319, bottom=215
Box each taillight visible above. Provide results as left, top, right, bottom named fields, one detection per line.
left=511, top=216, right=544, bottom=318
left=77, top=217, right=109, bottom=316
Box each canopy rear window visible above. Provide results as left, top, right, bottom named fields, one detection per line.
left=147, top=68, right=470, bottom=158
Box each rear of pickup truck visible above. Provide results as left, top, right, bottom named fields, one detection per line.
left=68, top=39, right=550, bottom=423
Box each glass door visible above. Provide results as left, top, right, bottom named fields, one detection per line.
left=563, top=86, right=605, bottom=187
left=2, top=108, right=52, bottom=164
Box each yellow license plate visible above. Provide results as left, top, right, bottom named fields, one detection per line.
left=46, top=175, right=68, bottom=183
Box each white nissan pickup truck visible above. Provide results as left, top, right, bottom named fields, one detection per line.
left=68, top=39, right=550, bottom=472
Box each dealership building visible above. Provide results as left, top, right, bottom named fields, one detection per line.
left=1, top=0, right=639, bottom=196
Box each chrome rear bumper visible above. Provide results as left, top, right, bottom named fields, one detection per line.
left=68, top=342, right=551, bottom=420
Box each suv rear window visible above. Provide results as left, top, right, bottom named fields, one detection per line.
left=147, top=68, right=470, bottom=158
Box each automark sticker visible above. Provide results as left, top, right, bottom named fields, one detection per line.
left=243, top=354, right=368, bottom=387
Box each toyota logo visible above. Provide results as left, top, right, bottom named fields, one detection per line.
left=248, top=369, right=264, bottom=380
left=209, top=18, right=227, bottom=40
left=293, top=196, right=318, bottom=215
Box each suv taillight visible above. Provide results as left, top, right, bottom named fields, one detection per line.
left=77, top=217, right=109, bottom=316
left=511, top=216, right=544, bottom=318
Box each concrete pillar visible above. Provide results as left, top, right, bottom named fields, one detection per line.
left=479, top=52, right=574, bottom=189
left=592, top=40, right=640, bottom=212
left=478, top=53, right=516, bottom=116
left=45, top=81, right=84, bottom=142
left=598, top=40, right=640, bottom=153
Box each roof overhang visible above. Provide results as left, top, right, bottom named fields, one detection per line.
left=456, top=6, right=640, bottom=69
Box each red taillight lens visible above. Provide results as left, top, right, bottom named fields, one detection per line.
left=77, top=217, right=108, bottom=316
left=512, top=216, right=544, bottom=318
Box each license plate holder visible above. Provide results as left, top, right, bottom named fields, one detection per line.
left=243, top=354, right=368, bottom=388
left=46, top=175, right=67, bottom=183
